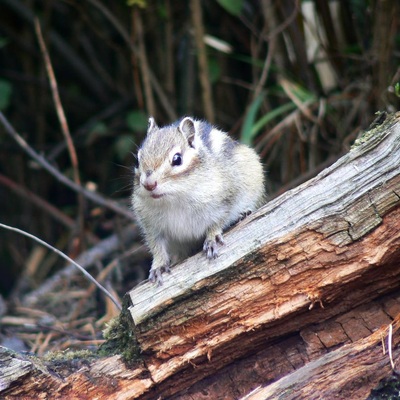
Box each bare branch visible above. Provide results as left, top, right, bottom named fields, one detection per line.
left=190, top=0, right=215, bottom=123
left=0, top=112, right=135, bottom=221
left=0, top=173, right=98, bottom=244
left=86, top=0, right=176, bottom=120
left=132, top=9, right=155, bottom=116
left=0, top=222, right=122, bottom=310
left=34, top=17, right=86, bottom=239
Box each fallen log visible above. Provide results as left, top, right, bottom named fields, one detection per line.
left=243, top=314, right=400, bottom=400
left=124, top=112, right=400, bottom=397
left=1, top=112, right=400, bottom=399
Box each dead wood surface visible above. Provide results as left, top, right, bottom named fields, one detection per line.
left=1, top=113, right=400, bottom=399
left=1, top=292, right=400, bottom=399
left=242, top=314, right=400, bottom=400
left=126, top=112, right=400, bottom=397
left=172, top=291, right=400, bottom=399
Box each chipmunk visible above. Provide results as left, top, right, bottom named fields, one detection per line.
left=132, top=116, right=265, bottom=285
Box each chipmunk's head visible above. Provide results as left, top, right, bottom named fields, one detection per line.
left=134, top=117, right=205, bottom=200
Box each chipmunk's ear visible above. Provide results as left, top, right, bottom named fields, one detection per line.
left=179, top=117, right=196, bottom=148
left=147, top=117, right=157, bottom=132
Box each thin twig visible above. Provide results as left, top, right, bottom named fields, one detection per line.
left=388, top=323, right=395, bottom=370
left=253, top=37, right=276, bottom=101
left=263, top=0, right=300, bottom=42
left=47, top=97, right=131, bottom=162
left=68, top=256, right=124, bottom=322
left=190, top=0, right=214, bottom=123
left=34, top=18, right=86, bottom=243
left=0, top=111, right=134, bottom=220
left=164, top=0, right=175, bottom=96
left=0, top=173, right=98, bottom=244
left=0, top=222, right=122, bottom=311
left=130, top=12, right=145, bottom=110
left=20, top=225, right=139, bottom=307
left=133, top=8, right=155, bottom=116
left=2, top=0, right=105, bottom=99
left=34, top=18, right=79, bottom=183
left=279, top=78, right=318, bottom=123
left=86, top=0, right=176, bottom=120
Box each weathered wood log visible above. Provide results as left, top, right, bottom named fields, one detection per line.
left=243, top=314, right=400, bottom=400
left=125, top=112, right=400, bottom=397
left=1, top=112, right=400, bottom=399
left=172, top=291, right=400, bottom=399
left=2, top=293, right=399, bottom=399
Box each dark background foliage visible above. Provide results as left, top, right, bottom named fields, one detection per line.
left=0, top=0, right=398, bottom=316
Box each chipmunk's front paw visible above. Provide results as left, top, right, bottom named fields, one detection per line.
left=148, top=264, right=171, bottom=286
left=239, top=209, right=252, bottom=220
left=203, top=234, right=225, bottom=259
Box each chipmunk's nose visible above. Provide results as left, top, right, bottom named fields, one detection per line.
left=143, top=176, right=157, bottom=191
left=141, top=170, right=158, bottom=191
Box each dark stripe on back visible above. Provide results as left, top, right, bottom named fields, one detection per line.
left=224, top=136, right=239, bottom=158
left=198, top=121, right=213, bottom=151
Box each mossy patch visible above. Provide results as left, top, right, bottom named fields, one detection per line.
left=99, top=294, right=142, bottom=367
left=352, top=111, right=399, bottom=149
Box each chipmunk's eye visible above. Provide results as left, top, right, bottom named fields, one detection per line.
left=172, top=153, right=182, bottom=166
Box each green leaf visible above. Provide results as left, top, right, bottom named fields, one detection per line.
left=114, top=134, right=136, bottom=161
left=251, top=102, right=297, bottom=136
left=395, top=82, right=400, bottom=98
left=126, top=110, right=148, bottom=132
left=240, top=92, right=265, bottom=145
left=287, top=83, right=315, bottom=103
left=241, top=98, right=300, bottom=144
left=216, top=0, right=243, bottom=16
left=0, top=79, right=12, bottom=111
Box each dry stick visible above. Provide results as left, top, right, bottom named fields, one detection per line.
left=371, top=0, right=397, bottom=109
left=279, top=78, right=319, bottom=123
left=34, top=19, right=86, bottom=242
left=133, top=8, right=155, bottom=116
left=22, top=225, right=139, bottom=308
left=263, top=0, right=300, bottom=42
left=68, top=255, right=125, bottom=323
left=253, top=38, right=276, bottom=101
left=86, top=0, right=176, bottom=120
left=0, top=173, right=99, bottom=244
left=190, top=0, right=215, bottom=123
left=0, top=112, right=134, bottom=220
left=47, top=97, right=131, bottom=162
left=130, top=12, right=145, bottom=110
left=256, top=101, right=314, bottom=157
left=2, top=0, right=104, bottom=100
left=0, top=222, right=122, bottom=311
left=164, top=0, right=175, bottom=96
left=388, top=323, right=395, bottom=370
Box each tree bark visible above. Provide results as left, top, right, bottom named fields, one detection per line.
left=1, top=112, right=400, bottom=399
left=243, top=313, right=400, bottom=400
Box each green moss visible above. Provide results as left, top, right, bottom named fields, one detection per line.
left=352, top=111, right=398, bottom=149
left=31, top=296, right=142, bottom=375
left=40, top=349, right=98, bottom=377
left=99, top=294, right=142, bottom=366
left=42, top=349, right=97, bottom=363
